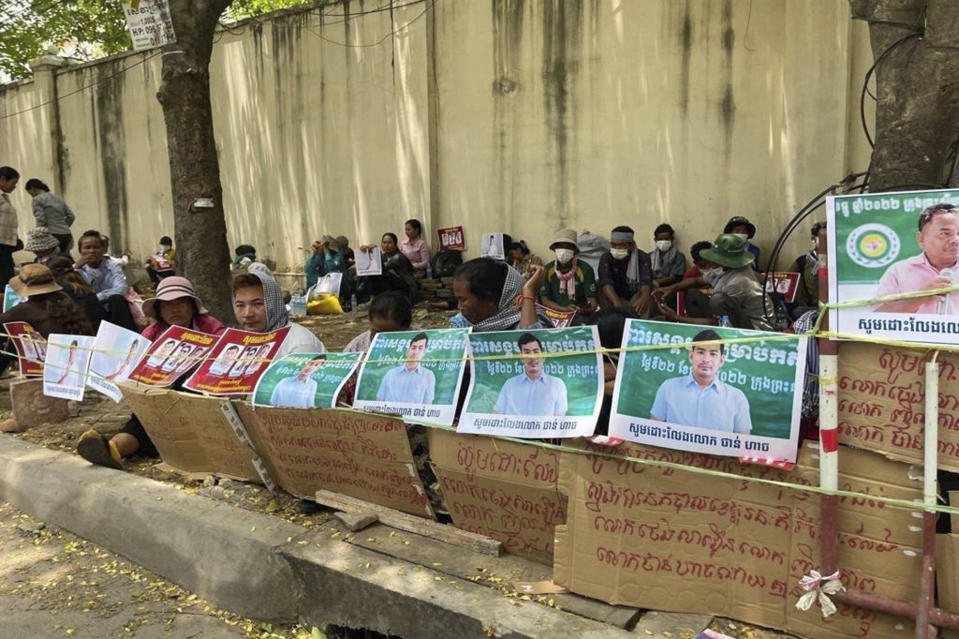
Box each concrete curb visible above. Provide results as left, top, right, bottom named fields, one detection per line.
left=0, top=436, right=635, bottom=638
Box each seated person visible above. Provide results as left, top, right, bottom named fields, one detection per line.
left=597, top=225, right=653, bottom=316
left=450, top=257, right=550, bottom=331
left=656, top=234, right=774, bottom=330
left=74, top=229, right=137, bottom=332
left=76, top=277, right=227, bottom=469
left=233, top=270, right=326, bottom=357
left=723, top=216, right=761, bottom=262
left=789, top=221, right=825, bottom=318
left=399, top=219, right=432, bottom=279
left=345, top=291, right=413, bottom=352
left=25, top=227, right=63, bottom=266
left=539, top=228, right=598, bottom=321
left=684, top=240, right=714, bottom=279
left=649, top=223, right=686, bottom=288
left=232, top=244, right=257, bottom=269
left=306, top=234, right=353, bottom=302
left=145, top=235, right=176, bottom=284
left=357, top=233, right=418, bottom=304
left=508, top=240, right=543, bottom=280
left=0, top=264, right=94, bottom=429
left=336, top=235, right=355, bottom=270
left=47, top=255, right=106, bottom=331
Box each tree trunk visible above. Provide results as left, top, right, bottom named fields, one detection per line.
left=156, top=0, right=235, bottom=324
left=851, top=0, right=959, bottom=191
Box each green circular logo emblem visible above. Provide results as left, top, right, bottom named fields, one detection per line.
left=846, top=223, right=900, bottom=268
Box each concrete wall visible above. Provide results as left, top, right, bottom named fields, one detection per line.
left=0, top=0, right=872, bottom=270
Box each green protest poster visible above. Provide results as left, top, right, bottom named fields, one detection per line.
left=458, top=326, right=602, bottom=438
left=353, top=328, right=470, bottom=425
left=252, top=352, right=362, bottom=409
left=828, top=188, right=959, bottom=345
left=610, top=319, right=805, bottom=462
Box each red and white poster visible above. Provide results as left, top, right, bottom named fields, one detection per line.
left=763, top=271, right=801, bottom=303
left=183, top=326, right=290, bottom=396
left=4, top=321, right=45, bottom=377
left=128, top=326, right=219, bottom=387
left=437, top=226, right=466, bottom=252
left=536, top=304, right=576, bottom=328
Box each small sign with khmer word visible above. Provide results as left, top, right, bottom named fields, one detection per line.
left=124, top=0, right=176, bottom=51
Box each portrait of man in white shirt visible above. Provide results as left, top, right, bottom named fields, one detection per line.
left=269, top=354, right=326, bottom=408
left=376, top=332, right=435, bottom=404
left=494, top=332, right=568, bottom=416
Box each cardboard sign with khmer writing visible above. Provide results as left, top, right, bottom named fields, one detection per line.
left=120, top=386, right=260, bottom=482
left=554, top=440, right=922, bottom=639
left=235, top=405, right=433, bottom=518
left=837, top=340, right=959, bottom=472
left=429, top=429, right=566, bottom=566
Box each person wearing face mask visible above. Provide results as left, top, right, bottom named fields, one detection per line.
left=723, top=216, right=760, bottom=263
left=788, top=222, right=826, bottom=319
left=648, top=223, right=687, bottom=289
left=597, top=225, right=653, bottom=315
left=539, top=228, right=598, bottom=322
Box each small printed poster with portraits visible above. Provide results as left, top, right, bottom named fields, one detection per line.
left=355, top=247, right=383, bottom=277
left=828, top=187, right=959, bottom=346
left=480, top=233, right=505, bottom=261
left=127, top=326, right=219, bottom=387
left=43, top=334, right=96, bottom=401
left=4, top=321, right=46, bottom=377
left=353, top=328, right=470, bottom=426
left=85, top=321, right=151, bottom=402
left=458, top=326, right=603, bottom=439
left=609, top=319, right=806, bottom=463
left=253, top=352, right=362, bottom=409
left=183, top=327, right=290, bottom=395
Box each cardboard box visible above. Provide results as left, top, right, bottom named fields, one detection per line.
left=554, top=440, right=922, bottom=639
left=837, top=341, right=959, bottom=472
left=235, top=405, right=433, bottom=518
left=120, top=386, right=259, bottom=481
left=429, top=430, right=566, bottom=565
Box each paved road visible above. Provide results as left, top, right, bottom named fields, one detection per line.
left=0, top=501, right=306, bottom=639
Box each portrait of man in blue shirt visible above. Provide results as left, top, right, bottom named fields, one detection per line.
left=269, top=354, right=325, bottom=408
left=494, top=333, right=568, bottom=416
left=376, top=332, right=435, bottom=404
left=649, top=329, right=752, bottom=434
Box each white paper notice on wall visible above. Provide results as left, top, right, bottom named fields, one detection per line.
left=124, top=0, right=176, bottom=51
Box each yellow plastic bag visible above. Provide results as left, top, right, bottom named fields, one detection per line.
left=307, top=294, right=343, bottom=315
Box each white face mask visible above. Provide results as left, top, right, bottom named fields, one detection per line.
left=554, top=248, right=575, bottom=264
left=655, top=240, right=672, bottom=252
left=609, top=248, right=629, bottom=260
left=733, top=233, right=749, bottom=242
left=701, top=267, right=723, bottom=284
left=160, top=244, right=171, bottom=253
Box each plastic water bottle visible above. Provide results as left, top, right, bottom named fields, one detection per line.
left=426, top=262, right=433, bottom=279
left=719, top=315, right=732, bottom=328
left=350, top=293, right=358, bottom=317
left=290, top=293, right=307, bottom=318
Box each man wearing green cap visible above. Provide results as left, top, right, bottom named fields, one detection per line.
left=654, top=234, right=773, bottom=331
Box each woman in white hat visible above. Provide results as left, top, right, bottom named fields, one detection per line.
left=77, top=276, right=227, bottom=469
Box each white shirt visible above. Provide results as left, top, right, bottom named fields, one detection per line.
left=269, top=376, right=318, bottom=408
left=276, top=323, right=326, bottom=359
left=494, top=373, right=568, bottom=416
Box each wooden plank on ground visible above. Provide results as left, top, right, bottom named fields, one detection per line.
left=337, top=518, right=641, bottom=630
left=315, top=489, right=502, bottom=557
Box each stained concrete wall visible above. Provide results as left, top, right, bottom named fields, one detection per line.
left=0, top=0, right=872, bottom=270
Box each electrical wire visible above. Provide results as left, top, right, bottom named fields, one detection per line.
left=0, top=50, right=161, bottom=121
left=859, top=31, right=922, bottom=149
